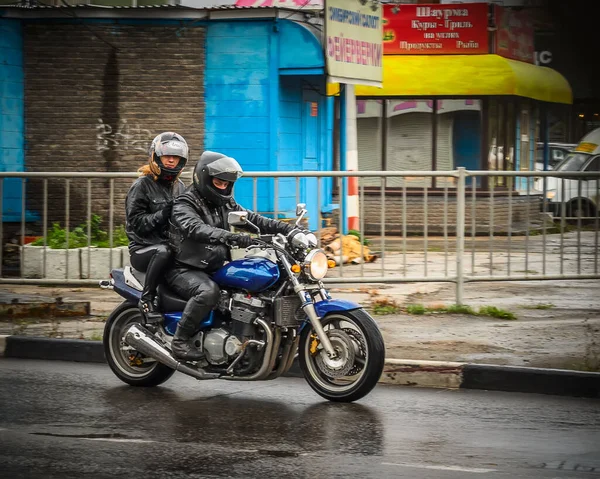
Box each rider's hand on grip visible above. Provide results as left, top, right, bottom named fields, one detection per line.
left=226, top=233, right=254, bottom=248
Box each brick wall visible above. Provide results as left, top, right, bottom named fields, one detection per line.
left=332, top=192, right=544, bottom=235
left=24, top=24, right=205, bottom=231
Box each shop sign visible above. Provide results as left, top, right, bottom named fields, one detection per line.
left=382, top=3, right=488, bottom=55
left=325, top=0, right=383, bottom=87
left=494, top=6, right=534, bottom=63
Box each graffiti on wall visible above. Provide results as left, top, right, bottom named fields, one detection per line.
left=96, top=119, right=152, bottom=153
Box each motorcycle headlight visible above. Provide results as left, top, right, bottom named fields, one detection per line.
left=546, top=190, right=556, bottom=200
left=303, top=249, right=329, bottom=281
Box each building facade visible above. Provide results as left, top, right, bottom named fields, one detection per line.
left=0, top=3, right=332, bottom=232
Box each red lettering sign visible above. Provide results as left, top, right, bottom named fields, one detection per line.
left=494, top=6, right=534, bottom=64
left=382, top=3, right=489, bottom=55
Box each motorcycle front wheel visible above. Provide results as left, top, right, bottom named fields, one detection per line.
left=103, top=301, right=175, bottom=387
left=299, top=308, right=385, bottom=403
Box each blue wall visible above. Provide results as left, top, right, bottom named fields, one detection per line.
left=205, top=21, right=274, bottom=214
left=205, top=19, right=330, bottom=226
left=0, top=18, right=26, bottom=221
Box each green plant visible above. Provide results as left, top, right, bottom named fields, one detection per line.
left=445, top=304, right=477, bottom=315
left=31, top=215, right=128, bottom=249
left=477, top=306, right=517, bottom=320
left=348, top=229, right=371, bottom=246
left=406, top=304, right=426, bottom=315
left=371, top=297, right=400, bottom=315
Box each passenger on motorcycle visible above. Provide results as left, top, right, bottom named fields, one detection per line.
left=167, top=151, right=302, bottom=361
left=125, top=132, right=188, bottom=323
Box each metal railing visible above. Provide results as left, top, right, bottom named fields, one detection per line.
left=1, top=169, right=598, bottom=304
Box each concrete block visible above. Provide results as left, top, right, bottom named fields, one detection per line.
left=80, top=247, right=123, bottom=279
left=21, top=245, right=80, bottom=279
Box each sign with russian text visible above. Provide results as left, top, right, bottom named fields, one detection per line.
left=325, top=0, right=383, bottom=87
left=382, top=3, right=488, bottom=55
left=494, top=5, right=534, bottom=63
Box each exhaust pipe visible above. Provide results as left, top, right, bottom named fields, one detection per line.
left=124, top=323, right=220, bottom=380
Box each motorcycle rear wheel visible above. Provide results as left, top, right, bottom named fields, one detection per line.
left=103, top=301, right=175, bottom=387
left=299, top=308, right=385, bottom=403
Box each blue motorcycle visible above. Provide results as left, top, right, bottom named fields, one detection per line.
left=101, top=205, right=385, bottom=402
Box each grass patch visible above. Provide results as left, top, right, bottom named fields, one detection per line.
left=405, top=304, right=426, bottom=315
left=369, top=296, right=516, bottom=320
left=371, top=297, right=400, bottom=315
left=523, top=303, right=555, bottom=310
left=444, top=304, right=477, bottom=315
left=477, top=306, right=517, bottom=320
left=88, top=332, right=103, bottom=341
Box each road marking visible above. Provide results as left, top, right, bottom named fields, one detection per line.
left=382, top=462, right=498, bottom=474
left=83, top=438, right=155, bottom=444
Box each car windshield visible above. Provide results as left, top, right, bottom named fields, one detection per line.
left=555, top=153, right=591, bottom=172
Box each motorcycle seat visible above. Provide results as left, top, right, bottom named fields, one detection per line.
left=156, top=284, right=188, bottom=313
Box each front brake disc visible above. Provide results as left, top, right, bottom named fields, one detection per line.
left=314, top=329, right=355, bottom=378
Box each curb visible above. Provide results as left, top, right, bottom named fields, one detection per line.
left=0, top=300, right=91, bottom=319
left=1, top=335, right=599, bottom=398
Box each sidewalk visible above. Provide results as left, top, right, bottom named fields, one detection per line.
left=1, top=273, right=599, bottom=397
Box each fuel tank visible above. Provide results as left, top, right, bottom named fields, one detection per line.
left=213, top=256, right=280, bottom=293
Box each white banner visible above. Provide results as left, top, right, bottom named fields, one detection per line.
left=325, top=0, right=383, bottom=87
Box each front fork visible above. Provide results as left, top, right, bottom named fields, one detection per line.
left=279, top=254, right=337, bottom=358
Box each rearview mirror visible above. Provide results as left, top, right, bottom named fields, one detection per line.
left=228, top=211, right=248, bottom=227
left=296, top=203, right=306, bottom=216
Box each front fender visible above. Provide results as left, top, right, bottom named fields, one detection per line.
left=314, top=299, right=362, bottom=317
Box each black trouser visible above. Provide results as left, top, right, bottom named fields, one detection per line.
left=165, top=266, right=220, bottom=331
left=130, top=243, right=172, bottom=301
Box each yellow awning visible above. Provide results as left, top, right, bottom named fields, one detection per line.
left=328, top=54, right=572, bottom=104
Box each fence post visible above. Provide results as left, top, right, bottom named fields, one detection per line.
left=456, top=167, right=466, bottom=305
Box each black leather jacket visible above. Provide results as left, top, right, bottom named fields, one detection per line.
left=169, top=186, right=294, bottom=272
left=125, top=175, right=185, bottom=249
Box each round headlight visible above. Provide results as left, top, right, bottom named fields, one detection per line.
left=303, top=249, right=329, bottom=281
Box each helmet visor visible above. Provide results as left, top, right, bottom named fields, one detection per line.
left=207, top=156, right=243, bottom=183
left=155, top=139, right=189, bottom=161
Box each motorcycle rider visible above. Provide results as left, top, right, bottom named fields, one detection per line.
left=166, top=151, right=302, bottom=361
left=125, top=132, right=188, bottom=323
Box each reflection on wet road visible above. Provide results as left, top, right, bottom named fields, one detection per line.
left=0, top=359, right=598, bottom=478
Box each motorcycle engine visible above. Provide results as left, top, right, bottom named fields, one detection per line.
left=203, top=292, right=267, bottom=366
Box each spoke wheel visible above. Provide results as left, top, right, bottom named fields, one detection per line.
left=299, top=308, right=385, bottom=402
left=103, top=302, right=174, bottom=387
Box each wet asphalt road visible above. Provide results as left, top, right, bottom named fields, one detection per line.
left=0, top=359, right=598, bottom=479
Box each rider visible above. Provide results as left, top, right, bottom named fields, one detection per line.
left=125, top=132, right=188, bottom=323
left=166, top=151, right=302, bottom=361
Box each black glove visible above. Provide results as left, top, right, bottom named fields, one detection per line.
left=159, top=200, right=173, bottom=222
left=226, top=233, right=254, bottom=248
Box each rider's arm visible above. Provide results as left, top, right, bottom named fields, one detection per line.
left=172, top=195, right=231, bottom=244
left=126, top=179, right=171, bottom=236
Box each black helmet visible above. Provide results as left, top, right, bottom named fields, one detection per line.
left=148, top=132, right=189, bottom=182
left=193, top=151, right=243, bottom=206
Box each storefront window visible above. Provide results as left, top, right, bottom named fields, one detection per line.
left=356, top=99, right=383, bottom=186
left=436, top=99, right=481, bottom=187
left=386, top=99, right=433, bottom=187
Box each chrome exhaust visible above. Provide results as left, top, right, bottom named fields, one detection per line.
left=124, top=323, right=220, bottom=380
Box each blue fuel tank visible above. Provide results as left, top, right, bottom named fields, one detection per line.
left=212, top=256, right=280, bottom=293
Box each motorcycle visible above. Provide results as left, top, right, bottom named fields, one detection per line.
left=100, top=204, right=385, bottom=402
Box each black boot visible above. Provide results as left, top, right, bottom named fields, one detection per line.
left=138, top=295, right=163, bottom=324
left=171, top=301, right=209, bottom=361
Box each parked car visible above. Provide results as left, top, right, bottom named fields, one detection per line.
left=535, top=142, right=577, bottom=171
left=535, top=129, right=600, bottom=218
